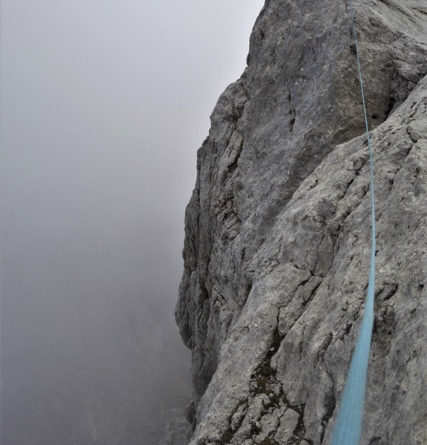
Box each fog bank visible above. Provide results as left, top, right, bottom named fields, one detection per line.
left=0, top=1, right=263, bottom=444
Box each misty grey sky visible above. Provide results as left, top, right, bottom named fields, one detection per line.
left=0, top=1, right=264, bottom=444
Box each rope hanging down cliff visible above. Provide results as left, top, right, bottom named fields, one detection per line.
left=330, top=2, right=377, bottom=445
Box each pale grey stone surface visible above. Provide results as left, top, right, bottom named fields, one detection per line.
left=175, top=1, right=427, bottom=444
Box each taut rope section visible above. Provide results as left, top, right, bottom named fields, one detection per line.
left=330, top=1, right=377, bottom=444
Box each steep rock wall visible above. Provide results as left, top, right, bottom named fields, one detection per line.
left=175, top=1, right=427, bottom=444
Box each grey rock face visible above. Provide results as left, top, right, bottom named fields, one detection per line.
left=175, top=1, right=427, bottom=444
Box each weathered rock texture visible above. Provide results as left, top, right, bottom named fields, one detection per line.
left=175, top=1, right=427, bottom=444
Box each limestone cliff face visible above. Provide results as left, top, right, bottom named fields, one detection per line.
left=175, top=1, right=427, bottom=444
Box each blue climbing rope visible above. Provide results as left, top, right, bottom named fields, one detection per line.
left=330, top=1, right=376, bottom=444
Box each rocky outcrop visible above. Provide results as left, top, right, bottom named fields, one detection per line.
left=175, top=1, right=427, bottom=444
